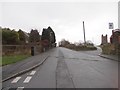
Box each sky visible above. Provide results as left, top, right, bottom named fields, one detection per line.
left=0, top=1, right=119, bottom=45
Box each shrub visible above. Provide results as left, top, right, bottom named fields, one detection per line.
left=101, top=43, right=115, bottom=55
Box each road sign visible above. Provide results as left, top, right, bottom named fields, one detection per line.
left=109, top=23, right=114, bottom=29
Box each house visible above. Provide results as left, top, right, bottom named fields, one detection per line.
left=23, top=31, right=29, bottom=44
left=101, top=34, right=108, bottom=45
left=110, top=29, right=120, bottom=55
left=110, top=29, right=120, bottom=45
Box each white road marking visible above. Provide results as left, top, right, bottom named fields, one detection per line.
left=23, top=76, right=32, bottom=83
left=29, top=71, right=36, bottom=75
left=11, top=77, right=21, bottom=83
left=16, top=87, right=24, bottom=90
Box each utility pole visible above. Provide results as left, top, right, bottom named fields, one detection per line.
left=83, top=21, right=86, bottom=45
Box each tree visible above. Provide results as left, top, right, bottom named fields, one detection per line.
left=29, top=29, right=40, bottom=43
left=86, top=40, right=94, bottom=46
left=41, top=26, right=56, bottom=47
left=48, top=27, right=56, bottom=44
left=59, top=39, right=70, bottom=47
left=2, top=28, right=19, bottom=45
left=18, top=29, right=26, bottom=44
left=41, top=28, right=50, bottom=42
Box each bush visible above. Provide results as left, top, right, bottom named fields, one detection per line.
left=75, top=45, right=97, bottom=51
left=101, top=43, right=115, bottom=55
left=59, top=39, right=97, bottom=51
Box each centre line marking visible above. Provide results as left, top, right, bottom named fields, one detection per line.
left=23, top=76, right=32, bottom=83
left=17, top=87, right=24, bottom=90
left=30, top=71, right=36, bottom=75
left=11, top=77, right=21, bottom=83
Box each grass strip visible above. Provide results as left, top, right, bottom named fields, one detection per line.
left=1, top=54, right=30, bottom=66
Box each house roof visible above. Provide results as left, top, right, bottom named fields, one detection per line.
left=23, top=31, right=29, bottom=37
left=113, top=29, right=120, bottom=32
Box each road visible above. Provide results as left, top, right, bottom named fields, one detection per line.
left=2, top=47, right=118, bottom=89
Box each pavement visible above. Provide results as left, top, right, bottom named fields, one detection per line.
left=84, top=47, right=119, bottom=62
left=99, top=54, right=119, bottom=61
left=79, top=47, right=119, bottom=61
left=2, top=50, right=50, bottom=82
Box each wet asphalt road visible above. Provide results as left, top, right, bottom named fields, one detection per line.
left=2, top=47, right=118, bottom=89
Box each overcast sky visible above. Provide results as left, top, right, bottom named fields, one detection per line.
left=1, top=1, right=119, bottom=45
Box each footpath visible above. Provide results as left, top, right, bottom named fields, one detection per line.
left=2, top=50, right=50, bottom=82
left=99, top=54, right=119, bottom=62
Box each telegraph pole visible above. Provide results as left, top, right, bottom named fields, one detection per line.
left=83, top=21, right=86, bottom=45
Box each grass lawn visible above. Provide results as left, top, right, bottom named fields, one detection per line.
left=1, top=54, right=31, bottom=66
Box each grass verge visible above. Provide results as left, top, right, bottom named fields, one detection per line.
left=1, top=54, right=31, bottom=66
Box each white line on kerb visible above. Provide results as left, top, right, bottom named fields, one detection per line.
left=23, top=76, right=32, bottom=83
left=11, top=77, right=21, bottom=83
left=30, top=71, right=36, bottom=75
left=17, top=87, right=24, bottom=90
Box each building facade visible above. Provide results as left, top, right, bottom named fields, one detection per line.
left=110, top=29, right=120, bottom=45
left=101, top=34, right=108, bottom=45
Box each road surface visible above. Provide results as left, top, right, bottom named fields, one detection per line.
left=2, top=47, right=118, bottom=89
